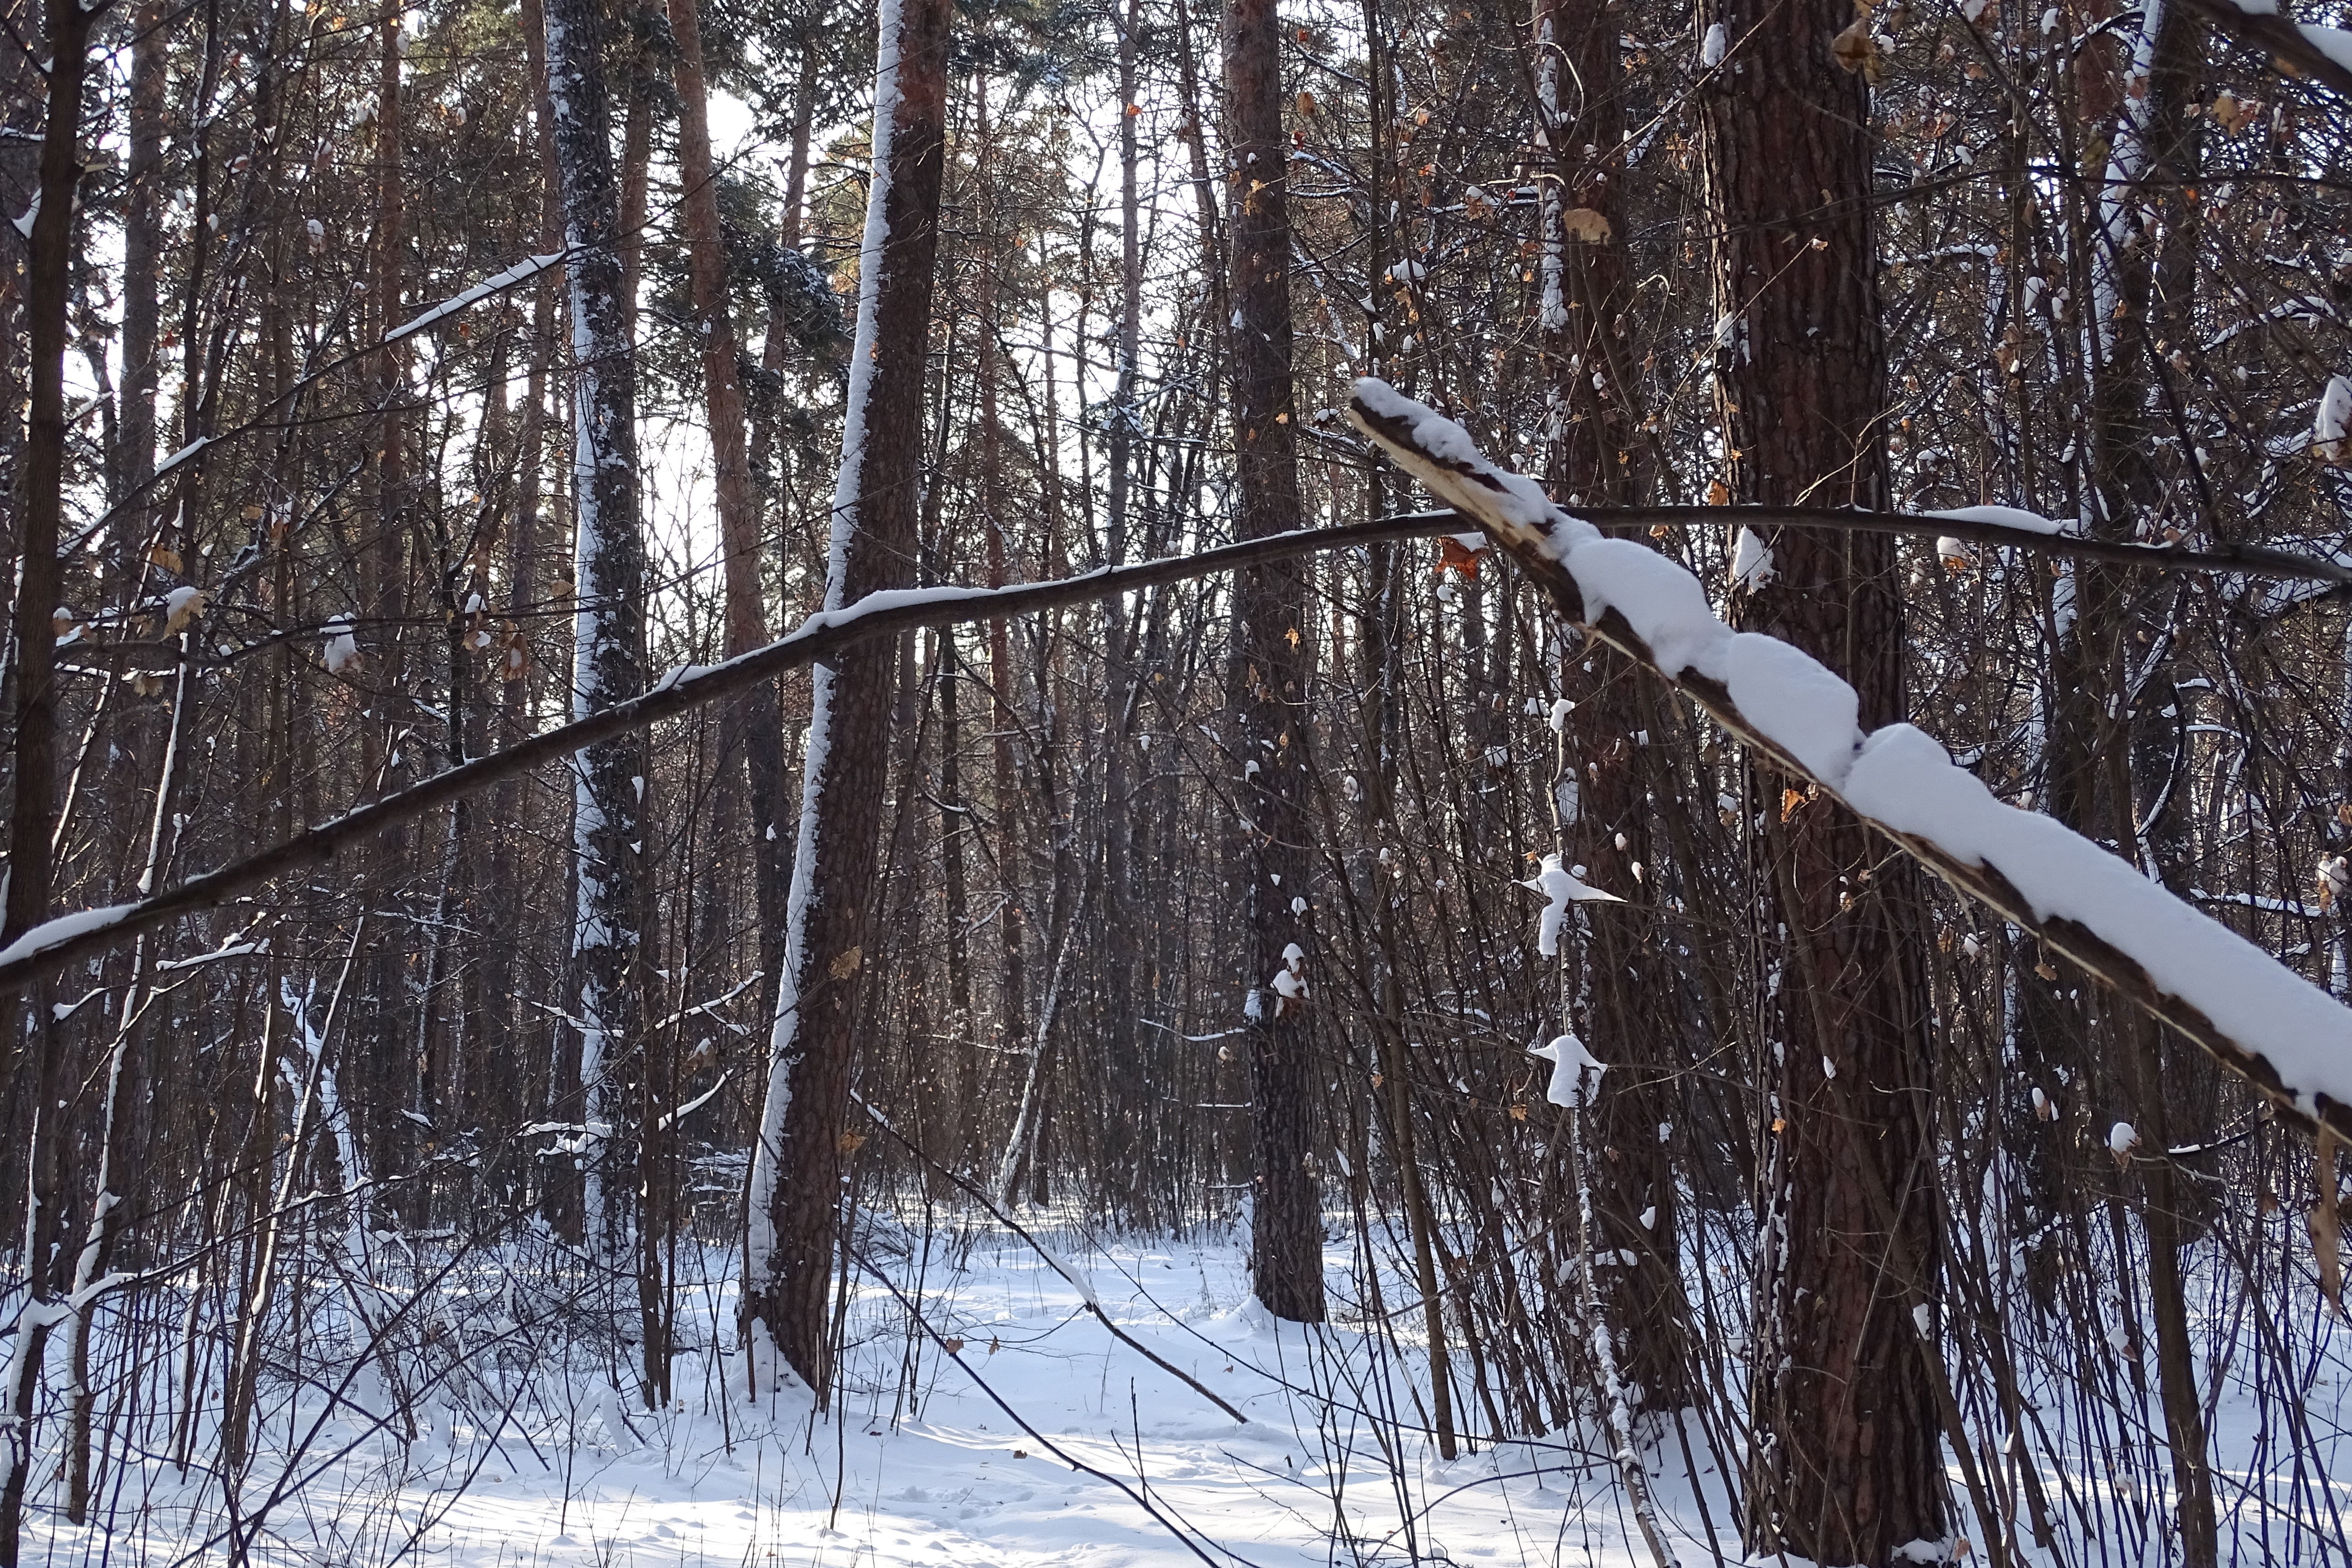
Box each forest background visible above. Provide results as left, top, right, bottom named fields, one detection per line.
left=3, top=0, right=2352, bottom=1562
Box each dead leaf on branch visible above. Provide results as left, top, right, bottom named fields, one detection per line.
left=1832, top=16, right=1884, bottom=83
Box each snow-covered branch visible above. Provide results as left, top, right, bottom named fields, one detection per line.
left=1348, top=377, right=2352, bottom=1147
left=0, top=514, right=1445, bottom=995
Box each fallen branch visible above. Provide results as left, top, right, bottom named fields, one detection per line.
left=13, top=484, right=2346, bottom=992
left=1348, top=377, right=2352, bottom=1148
left=0, top=515, right=1436, bottom=992
left=2176, top=0, right=2352, bottom=101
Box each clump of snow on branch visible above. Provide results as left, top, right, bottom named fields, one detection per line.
left=1730, top=526, right=1774, bottom=592
left=1268, top=941, right=1308, bottom=1014
left=1521, top=853, right=1623, bottom=958
left=2317, top=375, right=2352, bottom=464
left=1530, top=1032, right=1605, bottom=1108
left=320, top=616, right=358, bottom=674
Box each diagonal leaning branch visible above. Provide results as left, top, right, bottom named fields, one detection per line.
left=0, top=516, right=1442, bottom=994
left=1347, top=378, right=2352, bottom=1151
left=10, top=465, right=2352, bottom=998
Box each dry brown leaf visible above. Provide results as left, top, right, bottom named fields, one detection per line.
left=148, top=545, right=183, bottom=574
left=164, top=589, right=209, bottom=634
left=829, top=945, right=863, bottom=980
left=1831, top=17, right=1883, bottom=83
left=1707, top=479, right=1732, bottom=506
left=837, top=1130, right=867, bottom=1156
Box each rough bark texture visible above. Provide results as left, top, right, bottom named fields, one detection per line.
left=544, top=0, right=650, bottom=1246
left=1224, top=0, right=1324, bottom=1324
left=1536, top=0, right=1689, bottom=1418
left=1694, top=5, right=1946, bottom=1562
left=743, top=0, right=951, bottom=1396
left=668, top=0, right=788, bottom=1021
left=2, top=2, right=100, bottom=1553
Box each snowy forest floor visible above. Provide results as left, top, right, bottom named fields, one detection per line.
left=23, top=1209, right=2352, bottom=1567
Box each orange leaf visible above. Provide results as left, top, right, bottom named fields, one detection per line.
left=1436, top=536, right=1482, bottom=578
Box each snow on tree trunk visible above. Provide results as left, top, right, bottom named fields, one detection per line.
left=543, top=0, right=648, bottom=1249
left=1534, top=0, right=1689, bottom=1421
left=1222, top=0, right=1325, bottom=1327
left=741, top=0, right=951, bottom=1398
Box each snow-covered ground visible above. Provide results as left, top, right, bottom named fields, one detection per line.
left=24, top=1211, right=2350, bottom=1566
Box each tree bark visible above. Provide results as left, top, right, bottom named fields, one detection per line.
left=1, top=0, right=104, bottom=1553
left=1223, top=0, right=1324, bottom=1324
left=544, top=0, right=651, bottom=1247
left=742, top=0, right=952, bottom=1396
left=1535, top=0, right=1689, bottom=1420
left=669, top=0, right=787, bottom=995
left=1695, top=5, right=1946, bottom=1561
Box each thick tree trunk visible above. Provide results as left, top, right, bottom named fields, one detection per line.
left=669, top=0, right=787, bottom=992
left=1695, top=5, right=1945, bottom=1562
left=1223, top=0, right=1324, bottom=1324
left=2, top=3, right=102, bottom=1555
left=742, top=0, right=951, bottom=1396
left=544, top=0, right=651, bottom=1249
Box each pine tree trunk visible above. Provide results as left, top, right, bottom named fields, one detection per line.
left=742, top=0, right=951, bottom=1396
left=1, top=3, right=100, bottom=1553
left=1695, top=5, right=1945, bottom=1561
left=1223, top=0, right=1324, bottom=1325
left=669, top=0, right=787, bottom=993
left=116, top=0, right=166, bottom=588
